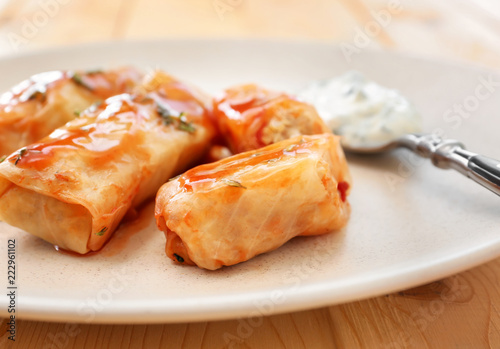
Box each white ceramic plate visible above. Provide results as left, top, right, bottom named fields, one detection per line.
left=0, top=40, right=499, bottom=324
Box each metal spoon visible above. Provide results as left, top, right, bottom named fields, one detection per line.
left=342, top=133, right=500, bottom=196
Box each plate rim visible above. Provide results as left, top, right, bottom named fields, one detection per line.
left=17, top=238, right=500, bottom=324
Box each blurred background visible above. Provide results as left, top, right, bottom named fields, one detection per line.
left=0, top=0, right=499, bottom=70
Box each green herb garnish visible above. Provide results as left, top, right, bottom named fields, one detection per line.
left=74, top=110, right=81, bottom=116
left=156, top=103, right=196, bottom=133
left=71, top=73, right=94, bottom=91
left=14, top=148, right=27, bottom=165
left=178, top=113, right=196, bottom=133
left=173, top=253, right=184, bottom=263
left=86, top=69, right=103, bottom=75
left=95, top=227, right=108, bottom=236
left=222, top=179, right=246, bottom=189
left=157, top=104, right=175, bottom=125
left=0, top=155, right=6, bottom=163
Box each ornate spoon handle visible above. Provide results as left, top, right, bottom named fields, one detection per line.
left=397, top=134, right=500, bottom=196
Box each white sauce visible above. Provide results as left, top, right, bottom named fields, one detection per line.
left=298, top=71, right=422, bottom=148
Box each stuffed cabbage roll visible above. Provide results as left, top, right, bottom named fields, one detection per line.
left=0, top=67, right=142, bottom=156
left=214, top=84, right=330, bottom=154
left=155, top=133, right=351, bottom=270
left=0, top=73, right=216, bottom=254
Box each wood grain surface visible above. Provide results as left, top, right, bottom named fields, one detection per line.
left=0, top=0, right=500, bottom=348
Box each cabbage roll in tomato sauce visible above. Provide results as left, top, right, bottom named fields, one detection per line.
left=155, top=133, right=351, bottom=270
left=0, top=72, right=216, bottom=254
left=0, top=67, right=143, bottom=156
left=214, top=84, right=330, bottom=154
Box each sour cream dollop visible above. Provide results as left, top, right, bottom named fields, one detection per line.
left=298, top=71, right=422, bottom=148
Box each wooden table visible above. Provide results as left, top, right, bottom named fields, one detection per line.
left=1, top=0, right=500, bottom=347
